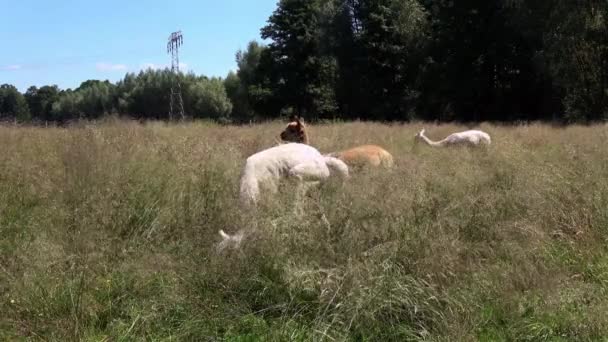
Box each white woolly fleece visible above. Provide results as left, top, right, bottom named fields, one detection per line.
left=239, top=143, right=349, bottom=207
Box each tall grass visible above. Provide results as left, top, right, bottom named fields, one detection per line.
left=1, top=119, right=608, bottom=340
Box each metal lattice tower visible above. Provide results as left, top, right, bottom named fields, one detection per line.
left=167, top=30, right=185, bottom=120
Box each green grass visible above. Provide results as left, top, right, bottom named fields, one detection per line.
left=1, top=119, right=608, bottom=341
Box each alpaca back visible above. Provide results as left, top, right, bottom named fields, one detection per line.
left=331, top=145, right=394, bottom=168
left=446, top=130, right=491, bottom=146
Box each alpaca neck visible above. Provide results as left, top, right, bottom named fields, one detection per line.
left=420, top=133, right=444, bottom=147
left=324, top=156, right=349, bottom=179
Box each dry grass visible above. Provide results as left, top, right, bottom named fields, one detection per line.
left=1, top=119, right=608, bottom=341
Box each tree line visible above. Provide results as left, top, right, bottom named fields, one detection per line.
left=2, top=0, right=607, bottom=124
left=0, top=71, right=232, bottom=124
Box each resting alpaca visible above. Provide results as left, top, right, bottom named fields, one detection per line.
left=414, top=128, right=491, bottom=147
left=239, top=142, right=349, bottom=207
left=280, top=117, right=394, bottom=168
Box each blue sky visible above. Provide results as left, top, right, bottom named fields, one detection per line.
left=0, top=0, right=277, bottom=92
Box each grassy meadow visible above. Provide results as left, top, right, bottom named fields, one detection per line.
left=1, top=119, right=608, bottom=341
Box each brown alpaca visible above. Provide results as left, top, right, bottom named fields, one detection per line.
left=279, top=116, right=394, bottom=168
left=280, top=117, right=310, bottom=144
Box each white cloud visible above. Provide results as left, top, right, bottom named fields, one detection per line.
left=96, top=62, right=128, bottom=72
left=0, top=64, right=22, bottom=71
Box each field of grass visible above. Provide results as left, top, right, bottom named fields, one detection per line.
left=1, top=119, right=608, bottom=341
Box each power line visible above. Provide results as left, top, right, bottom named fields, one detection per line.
left=167, top=30, right=185, bottom=120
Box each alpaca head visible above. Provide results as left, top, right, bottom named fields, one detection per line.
left=216, top=229, right=245, bottom=252
left=324, top=156, right=350, bottom=179
left=280, top=115, right=308, bottom=143
left=413, top=128, right=426, bottom=145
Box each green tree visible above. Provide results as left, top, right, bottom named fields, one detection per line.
left=24, top=85, right=60, bottom=121
left=51, top=90, right=83, bottom=122
left=417, top=0, right=553, bottom=121
left=116, top=69, right=176, bottom=119
left=357, top=0, right=430, bottom=120
left=0, top=84, right=31, bottom=121
left=75, top=80, right=116, bottom=118
left=323, top=0, right=365, bottom=119
left=224, top=71, right=240, bottom=112
left=116, top=68, right=233, bottom=121
left=189, top=77, right=233, bottom=122
left=540, top=1, right=608, bottom=122
left=225, top=41, right=268, bottom=121
left=247, top=48, right=285, bottom=119
left=261, top=0, right=338, bottom=119
left=46, top=80, right=117, bottom=121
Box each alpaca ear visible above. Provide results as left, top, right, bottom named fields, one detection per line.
left=296, top=116, right=304, bottom=126
left=219, top=230, right=230, bottom=240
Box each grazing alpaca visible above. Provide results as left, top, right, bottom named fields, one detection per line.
left=280, top=116, right=394, bottom=168
left=326, top=145, right=394, bottom=168
left=414, top=128, right=491, bottom=147
left=218, top=143, right=349, bottom=250
left=239, top=142, right=349, bottom=207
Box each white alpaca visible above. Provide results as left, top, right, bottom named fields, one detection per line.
left=218, top=143, right=349, bottom=250
left=239, top=143, right=349, bottom=207
left=414, top=128, right=491, bottom=147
